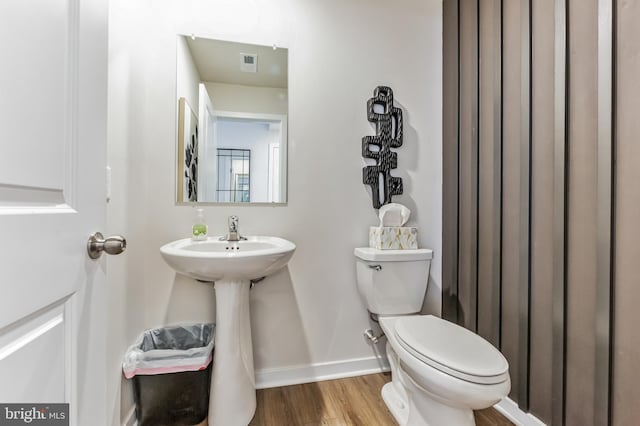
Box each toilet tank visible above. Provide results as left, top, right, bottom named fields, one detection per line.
left=354, top=247, right=433, bottom=315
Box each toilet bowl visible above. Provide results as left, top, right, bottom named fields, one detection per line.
left=354, top=247, right=510, bottom=425
left=379, top=315, right=510, bottom=426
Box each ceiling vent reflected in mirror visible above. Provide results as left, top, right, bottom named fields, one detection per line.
left=240, top=53, right=258, bottom=73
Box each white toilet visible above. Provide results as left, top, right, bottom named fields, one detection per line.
left=355, top=247, right=510, bottom=426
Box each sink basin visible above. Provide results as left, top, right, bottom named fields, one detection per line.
left=160, top=235, right=295, bottom=425
left=160, top=236, right=296, bottom=281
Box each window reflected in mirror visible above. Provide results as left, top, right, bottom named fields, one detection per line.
left=216, top=148, right=250, bottom=203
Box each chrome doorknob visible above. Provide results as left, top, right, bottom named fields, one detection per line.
left=87, top=232, right=127, bottom=259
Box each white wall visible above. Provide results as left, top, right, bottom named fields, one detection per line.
left=176, top=36, right=200, bottom=114
left=107, top=0, right=442, bottom=424
left=205, top=82, right=287, bottom=115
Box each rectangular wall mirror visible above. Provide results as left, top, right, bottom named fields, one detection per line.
left=176, top=35, right=288, bottom=204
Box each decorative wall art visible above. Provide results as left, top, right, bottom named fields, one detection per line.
left=362, top=86, right=404, bottom=209
left=177, top=97, right=199, bottom=202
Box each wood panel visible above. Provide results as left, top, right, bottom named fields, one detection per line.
left=500, top=0, right=530, bottom=406
left=249, top=374, right=513, bottom=426
left=612, top=0, right=640, bottom=424
left=551, top=3, right=568, bottom=424
left=442, top=0, right=460, bottom=322
left=594, top=0, right=614, bottom=424
left=528, top=0, right=557, bottom=423
left=458, top=0, right=479, bottom=331
left=477, top=0, right=502, bottom=349
left=565, top=0, right=599, bottom=424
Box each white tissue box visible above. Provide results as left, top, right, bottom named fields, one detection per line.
left=369, top=226, right=418, bottom=250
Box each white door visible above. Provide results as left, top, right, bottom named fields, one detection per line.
left=0, top=0, right=109, bottom=425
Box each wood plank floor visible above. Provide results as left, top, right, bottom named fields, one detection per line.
left=249, top=373, right=513, bottom=426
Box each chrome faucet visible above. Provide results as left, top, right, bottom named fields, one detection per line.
left=221, top=215, right=247, bottom=242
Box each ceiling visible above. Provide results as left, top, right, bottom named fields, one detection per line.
left=185, top=36, right=288, bottom=89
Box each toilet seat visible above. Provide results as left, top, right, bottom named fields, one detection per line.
left=394, top=315, right=509, bottom=385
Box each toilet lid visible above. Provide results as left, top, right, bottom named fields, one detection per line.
left=394, top=316, right=509, bottom=384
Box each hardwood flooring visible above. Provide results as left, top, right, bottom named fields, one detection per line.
left=249, top=373, right=513, bottom=426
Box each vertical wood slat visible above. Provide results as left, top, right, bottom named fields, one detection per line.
left=500, top=0, right=526, bottom=404
left=457, top=0, right=479, bottom=331
left=518, top=0, right=532, bottom=411
left=594, top=1, right=614, bottom=425
left=499, top=0, right=504, bottom=351
left=477, top=0, right=502, bottom=348
left=529, top=0, right=559, bottom=422
left=552, top=0, right=568, bottom=424
left=565, top=1, right=599, bottom=424
left=442, top=0, right=460, bottom=323
left=612, top=1, right=640, bottom=424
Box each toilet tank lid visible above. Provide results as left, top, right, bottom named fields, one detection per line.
left=354, top=247, right=433, bottom=262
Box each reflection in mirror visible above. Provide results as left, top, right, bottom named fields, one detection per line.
left=216, top=147, right=250, bottom=202
left=176, top=35, right=288, bottom=203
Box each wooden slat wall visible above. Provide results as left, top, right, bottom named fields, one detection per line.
left=441, top=0, right=640, bottom=424
left=612, top=0, right=640, bottom=425
left=457, top=0, right=479, bottom=331
left=500, top=0, right=529, bottom=406
left=442, top=0, right=460, bottom=323
left=565, top=0, right=599, bottom=424
left=477, top=0, right=502, bottom=349
left=529, top=0, right=556, bottom=421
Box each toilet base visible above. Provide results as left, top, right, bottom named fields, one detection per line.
left=381, top=338, right=476, bottom=426
left=382, top=382, right=409, bottom=424
left=381, top=378, right=475, bottom=426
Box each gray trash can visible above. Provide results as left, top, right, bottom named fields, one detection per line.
left=123, top=323, right=215, bottom=426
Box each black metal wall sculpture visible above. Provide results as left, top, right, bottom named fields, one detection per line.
left=362, top=86, right=403, bottom=209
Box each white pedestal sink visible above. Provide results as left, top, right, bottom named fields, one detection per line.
left=160, top=236, right=295, bottom=426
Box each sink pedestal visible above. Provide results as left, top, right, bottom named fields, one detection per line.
left=208, top=279, right=256, bottom=426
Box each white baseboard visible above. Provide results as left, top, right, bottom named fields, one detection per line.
left=495, top=397, right=546, bottom=426
left=255, top=355, right=391, bottom=389
left=122, top=405, right=137, bottom=426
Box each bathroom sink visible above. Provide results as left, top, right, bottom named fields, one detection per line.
left=160, top=233, right=296, bottom=425
left=160, top=236, right=296, bottom=281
